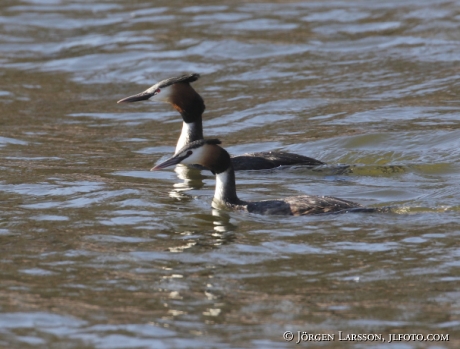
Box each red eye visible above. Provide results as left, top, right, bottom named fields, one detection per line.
left=155, top=88, right=161, bottom=95
left=187, top=150, right=193, bottom=156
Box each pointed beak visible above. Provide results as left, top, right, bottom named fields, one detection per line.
left=150, top=155, right=186, bottom=171
left=117, top=91, right=154, bottom=104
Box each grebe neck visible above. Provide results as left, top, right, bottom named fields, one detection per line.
left=175, top=120, right=204, bottom=153
left=212, top=158, right=245, bottom=207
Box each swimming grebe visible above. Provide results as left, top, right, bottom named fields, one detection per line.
left=117, top=74, right=325, bottom=171
left=151, top=139, right=363, bottom=215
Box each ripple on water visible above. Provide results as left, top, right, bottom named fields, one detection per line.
left=302, top=9, right=370, bottom=22
left=0, top=312, right=85, bottom=329
left=0, top=181, right=104, bottom=197
left=0, top=312, right=204, bottom=349
left=0, top=136, right=28, bottom=147
left=30, top=215, right=69, bottom=221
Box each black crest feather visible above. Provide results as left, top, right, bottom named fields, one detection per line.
left=176, top=138, right=222, bottom=155
left=157, top=73, right=200, bottom=89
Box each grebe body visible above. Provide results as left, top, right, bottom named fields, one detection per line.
left=152, top=139, right=363, bottom=216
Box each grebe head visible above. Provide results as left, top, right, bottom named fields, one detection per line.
left=151, top=139, right=226, bottom=173
left=117, top=73, right=205, bottom=125
left=117, top=73, right=200, bottom=104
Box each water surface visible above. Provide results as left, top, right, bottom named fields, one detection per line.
left=1, top=1, right=459, bottom=348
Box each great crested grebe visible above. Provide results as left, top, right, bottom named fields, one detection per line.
left=117, top=74, right=325, bottom=171
left=151, top=139, right=367, bottom=215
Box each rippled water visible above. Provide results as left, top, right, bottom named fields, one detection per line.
left=1, top=1, right=460, bottom=348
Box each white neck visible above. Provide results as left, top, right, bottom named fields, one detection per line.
left=176, top=122, right=198, bottom=153
left=214, top=169, right=230, bottom=203
left=212, top=167, right=241, bottom=206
